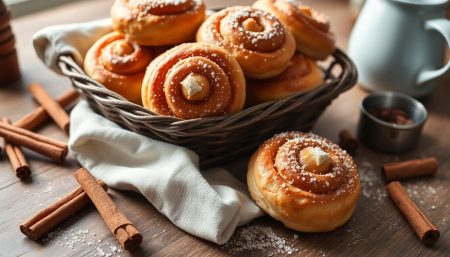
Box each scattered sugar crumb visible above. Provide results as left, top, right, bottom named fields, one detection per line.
left=223, top=224, right=298, bottom=255
left=41, top=227, right=123, bottom=256
left=357, top=158, right=387, bottom=203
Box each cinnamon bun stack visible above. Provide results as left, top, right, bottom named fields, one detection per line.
left=82, top=1, right=338, bottom=117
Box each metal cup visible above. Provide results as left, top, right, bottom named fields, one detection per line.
left=357, top=92, right=428, bottom=153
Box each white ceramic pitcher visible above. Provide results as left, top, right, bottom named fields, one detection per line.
left=348, top=0, right=450, bottom=97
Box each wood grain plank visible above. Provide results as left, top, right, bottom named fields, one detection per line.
left=0, top=0, right=449, bottom=256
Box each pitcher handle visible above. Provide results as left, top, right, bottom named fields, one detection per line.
left=417, top=19, right=450, bottom=87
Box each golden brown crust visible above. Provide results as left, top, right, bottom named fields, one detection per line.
left=196, top=6, right=295, bottom=79
left=253, top=0, right=335, bottom=60
left=247, top=132, right=360, bottom=232
left=84, top=32, right=156, bottom=104
left=141, top=43, right=246, bottom=119
left=111, top=0, right=206, bottom=46
left=246, top=53, right=324, bottom=106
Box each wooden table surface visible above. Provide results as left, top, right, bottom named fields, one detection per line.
left=0, top=0, right=449, bottom=256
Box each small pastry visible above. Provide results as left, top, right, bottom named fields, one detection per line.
left=246, top=53, right=324, bottom=106
left=196, top=6, right=296, bottom=79
left=253, top=0, right=336, bottom=60
left=84, top=32, right=155, bottom=104
left=247, top=132, right=361, bottom=232
left=141, top=43, right=246, bottom=119
left=111, top=0, right=206, bottom=46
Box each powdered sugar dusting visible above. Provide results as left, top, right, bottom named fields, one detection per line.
left=272, top=133, right=354, bottom=194
left=131, top=0, right=201, bottom=17
left=406, top=183, right=448, bottom=208
left=223, top=224, right=298, bottom=255
left=284, top=0, right=330, bottom=25
left=357, top=157, right=387, bottom=203
left=42, top=227, right=123, bottom=256
left=224, top=8, right=284, bottom=46
left=23, top=181, right=61, bottom=207
left=285, top=0, right=302, bottom=7
left=205, top=6, right=286, bottom=52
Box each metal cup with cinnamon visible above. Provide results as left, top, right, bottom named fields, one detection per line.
left=357, top=92, right=427, bottom=153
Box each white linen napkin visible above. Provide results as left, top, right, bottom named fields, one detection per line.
left=33, top=19, right=112, bottom=73
left=32, top=20, right=263, bottom=244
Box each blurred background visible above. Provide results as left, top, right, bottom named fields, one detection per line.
left=4, top=0, right=450, bottom=19
left=5, top=0, right=83, bottom=17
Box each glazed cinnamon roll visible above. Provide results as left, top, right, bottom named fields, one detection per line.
left=247, top=132, right=360, bottom=232
left=196, top=6, right=296, bottom=79
left=141, top=43, right=246, bottom=119
left=246, top=53, right=324, bottom=106
left=111, top=0, right=206, bottom=46
left=253, top=0, right=336, bottom=60
left=84, top=32, right=156, bottom=104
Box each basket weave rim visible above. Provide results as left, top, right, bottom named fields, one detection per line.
left=58, top=48, right=357, bottom=130
left=58, top=46, right=357, bottom=168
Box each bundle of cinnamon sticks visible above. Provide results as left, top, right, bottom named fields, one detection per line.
left=1, top=83, right=143, bottom=250
left=21, top=168, right=142, bottom=250
left=0, top=83, right=77, bottom=180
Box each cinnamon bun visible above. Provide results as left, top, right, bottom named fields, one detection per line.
left=246, top=53, right=324, bottom=106
left=141, top=43, right=246, bottom=119
left=84, top=32, right=156, bottom=104
left=196, top=6, right=296, bottom=79
left=253, top=0, right=336, bottom=60
left=111, top=0, right=206, bottom=46
left=247, top=132, right=360, bottom=232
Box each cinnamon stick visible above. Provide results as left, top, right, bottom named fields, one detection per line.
left=74, top=168, right=142, bottom=250
left=28, top=83, right=71, bottom=133
left=386, top=181, right=440, bottom=245
left=20, top=180, right=108, bottom=241
left=339, top=130, right=358, bottom=154
left=382, top=158, right=438, bottom=182
left=0, top=121, right=68, bottom=162
left=15, top=90, right=78, bottom=130
left=1, top=118, right=30, bottom=179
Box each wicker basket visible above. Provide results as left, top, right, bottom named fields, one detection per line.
left=58, top=49, right=357, bottom=168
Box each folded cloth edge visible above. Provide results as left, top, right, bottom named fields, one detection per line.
left=32, top=18, right=112, bottom=74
